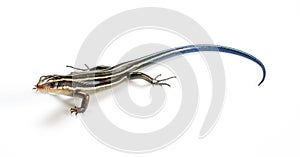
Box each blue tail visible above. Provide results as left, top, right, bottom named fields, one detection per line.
left=138, top=44, right=266, bottom=86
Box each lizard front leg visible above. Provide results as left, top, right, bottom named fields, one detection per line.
left=66, top=64, right=111, bottom=71
left=70, top=90, right=90, bottom=115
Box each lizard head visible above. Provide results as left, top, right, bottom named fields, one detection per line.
left=33, top=75, right=73, bottom=96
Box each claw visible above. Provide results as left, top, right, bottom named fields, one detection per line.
left=152, top=74, right=176, bottom=87
left=154, top=74, right=162, bottom=80
left=70, top=107, right=79, bottom=115
left=70, top=106, right=86, bottom=115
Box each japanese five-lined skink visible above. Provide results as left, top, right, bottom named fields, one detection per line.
left=33, top=44, right=266, bottom=115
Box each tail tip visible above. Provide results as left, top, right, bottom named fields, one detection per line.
left=257, top=79, right=264, bottom=86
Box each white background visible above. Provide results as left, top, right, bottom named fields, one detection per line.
left=0, top=0, right=299, bottom=156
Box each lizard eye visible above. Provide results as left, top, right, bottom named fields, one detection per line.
left=50, top=82, right=56, bottom=88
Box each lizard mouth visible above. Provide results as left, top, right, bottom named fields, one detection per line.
left=33, top=84, right=42, bottom=91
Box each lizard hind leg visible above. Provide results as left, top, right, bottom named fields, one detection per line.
left=128, top=72, right=176, bottom=87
